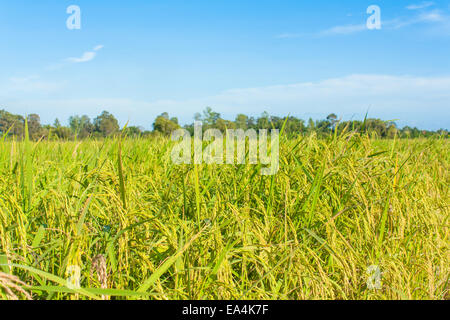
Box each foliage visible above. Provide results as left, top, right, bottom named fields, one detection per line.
left=94, top=111, right=120, bottom=137
left=0, top=108, right=448, bottom=141
left=0, top=130, right=448, bottom=300
left=152, top=113, right=180, bottom=136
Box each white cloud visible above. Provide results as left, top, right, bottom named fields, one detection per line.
left=4, top=75, right=63, bottom=94
left=385, top=9, right=448, bottom=32
left=10, top=75, right=40, bottom=84
left=67, top=51, right=97, bottom=63
left=276, top=24, right=367, bottom=38
left=417, top=10, right=444, bottom=22
left=406, top=2, right=435, bottom=10
left=320, top=24, right=367, bottom=35
left=278, top=7, right=449, bottom=38
left=276, top=33, right=304, bottom=39
left=66, top=45, right=104, bottom=63
left=4, top=74, right=449, bottom=130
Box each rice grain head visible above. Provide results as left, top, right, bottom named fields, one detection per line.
left=0, top=272, right=33, bottom=300
left=92, top=254, right=109, bottom=300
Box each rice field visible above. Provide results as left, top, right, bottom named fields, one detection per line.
left=0, top=129, right=448, bottom=300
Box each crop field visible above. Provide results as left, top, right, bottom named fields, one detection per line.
left=0, top=130, right=448, bottom=300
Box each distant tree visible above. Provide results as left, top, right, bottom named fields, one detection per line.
left=365, top=119, right=388, bottom=137
left=284, top=116, right=305, bottom=136
left=153, top=113, right=180, bottom=135
left=94, top=111, right=119, bottom=137
left=0, top=109, right=25, bottom=137
left=183, top=123, right=195, bottom=136
left=270, top=116, right=284, bottom=130
left=54, top=126, right=72, bottom=140
left=79, top=115, right=94, bottom=138
left=316, top=119, right=330, bottom=135
left=54, top=118, right=61, bottom=129
left=306, top=118, right=315, bottom=134
left=247, top=116, right=256, bottom=129
left=125, top=126, right=144, bottom=137
left=69, top=115, right=80, bottom=132
left=235, top=114, right=249, bottom=130
left=215, top=118, right=236, bottom=132
left=199, top=107, right=221, bottom=128
left=411, top=127, right=420, bottom=138
left=192, top=107, right=222, bottom=130
left=387, top=123, right=398, bottom=139
left=41, top=124, right=53, bottom=139
left=69, top=115, right=95, bottom=138
left=160, top=112, right=169, bottom=120
left=256, top=112, right=270, bottom=130
left=27, top=113, right=42, bottom=139
left=0, top=107, right=447, bottom=140
left=327, top=113, right=338, bottom=130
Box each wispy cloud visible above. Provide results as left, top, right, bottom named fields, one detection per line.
left=3, top=75, right=63, bottom=94
left=10, top=75, right=40, bottom=84
left=385, top=9, right=446, bottom=30
left=6, top=74, right=449, bottom=130
left=417, top=10, right=444, bottom=22
left=276, top=24, right=367, bottom=38
left=319, top=24, right=367, bottom=36
left=67, top=52, right=96, bottom=63
left=276, top=33, right=304, bottom=39
left=66, top=45, right=104, bottom=64
left=278, top=6, right=449, bottom=38
left=406, top=2, right=435, bottom=10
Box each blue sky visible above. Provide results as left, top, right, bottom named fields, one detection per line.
left=0, top=0, right=449, bottom=130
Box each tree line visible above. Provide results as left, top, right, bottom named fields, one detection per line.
left=0, top=107, right=447, bottom=140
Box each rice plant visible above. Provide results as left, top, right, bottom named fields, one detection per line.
left=0, top=130, right=448, bottom=300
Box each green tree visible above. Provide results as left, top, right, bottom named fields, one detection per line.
left=387, top=123, right=398, bottom=139
left=195, top=107, right=220, bottom=128
left=0, top=109, right=25, bottom=137
left=215, top=118, right=236, bottom=132
left=54, top=126, right=72, bottom=140
left=256, top=112, right=270, bottom=130
left=126, top=126, right=144, bottom=137
left=69, top=115, right=95, bottom=138
left=327, top=113, right=338, bottom=130
left=94, top=111, right=120, bottom=137
left=235, top=114, right=249, bottom=130
left=284, top=116, right=305, bottom=136
left=153, top=113, right=180, bottom=135
left=27, top=113, right=42, bottom=140
left=54, top=118, right=61, bottom=129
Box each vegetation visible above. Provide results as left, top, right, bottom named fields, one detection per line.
left=0, top=107, right=448, bottom=141
left=0, top=112, right=448, bottom=300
